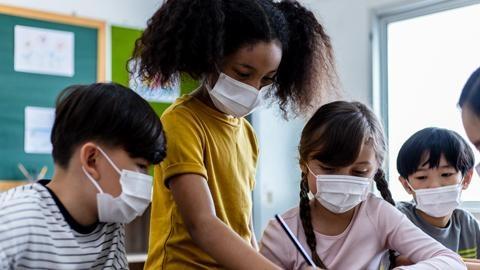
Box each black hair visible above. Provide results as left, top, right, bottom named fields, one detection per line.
left=459, top=67, right=480, bottom=116
left=131, top=0, right=337, bottom=117
left=298, top=101, right=395, bottom=269
left=51, top=83, right=166, bottom=168
left=397, top=127, right=474, bottom=179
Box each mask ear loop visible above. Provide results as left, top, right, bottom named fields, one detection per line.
left=96, top=146, right=121, bottom=175
left=82, top=166, right=104, bottom=194
left=405, top=178, right=416, bottom=194
left=304, top=164, right=317, bottom=178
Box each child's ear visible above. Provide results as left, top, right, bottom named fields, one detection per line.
left=399, top=176, right=413, bottom=195
left=80, top=142, right=101, bottom=180
left=461, top=169, right=474, bottom=190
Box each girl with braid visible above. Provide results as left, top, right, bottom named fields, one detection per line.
left=260, top=101, right=466, bottom=270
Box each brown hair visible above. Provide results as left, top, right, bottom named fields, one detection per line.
left=298, top=101, right=395, bottom=268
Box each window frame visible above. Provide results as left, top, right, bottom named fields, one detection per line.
left=371, top=0, right=480, bottom=212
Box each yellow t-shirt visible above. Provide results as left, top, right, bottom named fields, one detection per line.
left=144, top=95, right=259, bottom=270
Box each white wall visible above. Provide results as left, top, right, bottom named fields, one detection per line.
left=0, top=0, right=160, bottom=28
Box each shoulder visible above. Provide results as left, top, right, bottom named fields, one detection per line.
left=364, top=194, right=398, bottom=213
left=162, top=95, right=200, bottom=122
left=0, top=183, right=50, bottom=211
left=452, top=208, right=480, bottom=230
left=363, top=194, right=405, bottom=228
left=396, top=201, right=415, bottom=214
left=0, top=183, right=53, bottom=231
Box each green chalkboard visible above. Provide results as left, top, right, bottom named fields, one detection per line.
left=0, top=9, right=103, bottom=180
left=111, top=25, right=199, bottom=116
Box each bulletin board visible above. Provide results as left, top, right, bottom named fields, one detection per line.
left=0, top=5, right=105, bottom=181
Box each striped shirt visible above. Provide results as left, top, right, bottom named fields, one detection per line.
left=0, top=180, right=128, bottom=269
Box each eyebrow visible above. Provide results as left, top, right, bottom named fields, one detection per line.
left=238, top=64, right=277, bottom=74
left=355, top=161, right=372, bottom=165
left=416, top=164, right=454, bottom=171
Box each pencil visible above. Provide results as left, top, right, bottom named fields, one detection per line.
left=275, top=214, right=316, bottom=267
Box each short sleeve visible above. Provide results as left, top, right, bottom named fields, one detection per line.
left=157, top=107, right=207, bottom=186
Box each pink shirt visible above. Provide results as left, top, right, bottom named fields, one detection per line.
left=260, top=195, right=466, bottom=270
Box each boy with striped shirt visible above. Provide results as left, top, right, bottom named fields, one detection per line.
left=0, top=83, right=166, bottom=269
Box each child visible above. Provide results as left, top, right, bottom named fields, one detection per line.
left=395, top=127, right=480, bottom=268
left=0, top=83, right=166, bottom=269
left=460, top=67, right=480, bottom=156
left=260, top=101, right=466, bottom=269
left=132, top=0, right=338, bottom=269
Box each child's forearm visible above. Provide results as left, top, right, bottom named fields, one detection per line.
left=189, top=215, right=280, bottom=270
left=465, top=260, right=480, bottom=270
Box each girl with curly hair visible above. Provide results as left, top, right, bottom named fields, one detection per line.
left=131, top=0, right=338, bottom=269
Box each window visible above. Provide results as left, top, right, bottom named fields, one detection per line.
left=374, top=1, right=480, bottom=205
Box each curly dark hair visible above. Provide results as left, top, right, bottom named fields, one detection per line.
left=131, top=0, right=337, bottom=117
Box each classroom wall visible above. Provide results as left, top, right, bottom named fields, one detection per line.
left=0, top=0, right=160, bottom=28
left=0, top=0, right=161, bottom=81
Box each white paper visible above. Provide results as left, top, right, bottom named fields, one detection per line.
left=129, top=59, right=180, bottom=103
left=24, top=106, right=55, bottom=154
left=14, top=25, right=75, bottom=77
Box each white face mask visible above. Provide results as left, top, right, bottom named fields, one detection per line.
left=308, top=166, right=372, bottom=214
left=82, top=147, right=153, bottom=223
left=206, top=73, right=271, bottom=117
left=407, top=180, right=463, bottom=218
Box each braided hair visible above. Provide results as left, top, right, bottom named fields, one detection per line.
left=297, top=101, right=396, bottom=269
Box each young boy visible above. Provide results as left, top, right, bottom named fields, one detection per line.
left=0, top=83, right=166, bottom=269
left=396, top=127, right=480, bottom=267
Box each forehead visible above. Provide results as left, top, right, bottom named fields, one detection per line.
left=355, top=142, right=376, bottom=163
left=417, top=152, right=449, bottom=169
left=462, top=106, right=480, bottom=150
left=224, top=41, right=282, bottom=71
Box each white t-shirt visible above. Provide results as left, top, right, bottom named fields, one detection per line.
left=0, top=180, right=128, bottom=269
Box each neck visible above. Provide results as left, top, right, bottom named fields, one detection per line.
left=47, top=167, right=99, bottom=226
left=192, top=84, right=226, bottom=115
left=416, top=208, right=451, bottom=228
left=310, top=199, right=356, bottom=236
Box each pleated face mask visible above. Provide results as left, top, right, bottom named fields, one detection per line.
left=82, top=147, right=152, bottom=223
left=206, top=73, right=270, bottom=118
left=307, top=166, right=372, bottom=214
left=407, top=180, right=463, bottom=218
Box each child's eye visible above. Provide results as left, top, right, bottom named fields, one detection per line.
left=415, top=176, right=428, bottom=180
left=137, top=163, right=148, bottom=171
left=319, top=165, right=335, bottom=172
left=441, top=172, right=455, bottom=177
left=262, top=76, right=275, bottom=84
left=354, top=170, right=369, bottom=176
left=236, top=71, right=250, bottom=78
